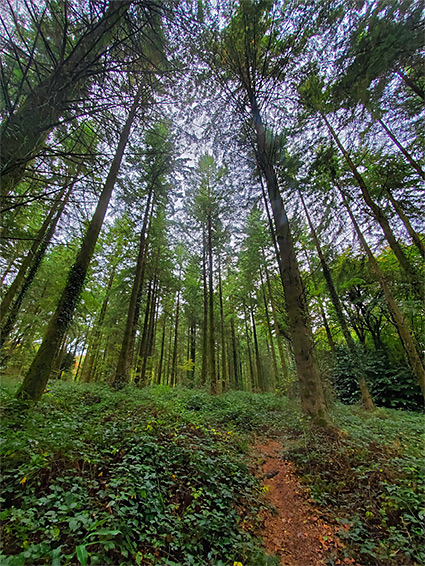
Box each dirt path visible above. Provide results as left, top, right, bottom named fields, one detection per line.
left=255, top=439, right=353, bottom=566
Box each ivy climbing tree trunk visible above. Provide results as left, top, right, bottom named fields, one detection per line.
left=16, top=89, right=141, bottom=401
left=251, top=95, right=331, bottom=426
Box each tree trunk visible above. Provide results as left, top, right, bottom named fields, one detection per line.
left=139, top=276, right=158, bottom=386
left=15, top=89, right=140, bottom=401
left=260, top=270, right=279, bottom=389
left=322, top=112, right=422, bottom=303
left=0, top=184, right=73, bottom=349
left=263, top=258, right=289, bottom=385
left=378, top=119, right=425, bottom=180
left=243, top=305, right=255, bottom=392
left=0, top=1, right=133, bottom=199
left=218, top=257, right=227, bottom=392
left=251, top=96, right=330, bottom=426
left=250, top=302, right=265, bottom=392
left=134, top=281, right=153, bottom=383
left=171, top=290, right=180, bottom=388
left=258, top=169, right=284, bottom=280
left=157, top=314, right=167, bottom=385
left=396, top=70, right=425, bottom=101
left=207, top=214, right=217, bottom=393
left=337, top=184, right=425, bottom=397
left=113, top=185, right=153, bottom=387
left=201, top=231, right=209, bottom=387
left=230, top=316, right=240, bottom=389
left=81, top=264, right=116, bottom=382
left=384, top=188, right=425, bottom=260
left=300, top=191, right=375, bottom=411
left=1, top=183, right=70, bottom=325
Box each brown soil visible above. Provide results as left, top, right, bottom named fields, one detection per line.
left=255, top=439, right=356, bottom=566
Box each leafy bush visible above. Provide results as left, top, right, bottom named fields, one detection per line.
left=332, top=346, right=423, bottom=411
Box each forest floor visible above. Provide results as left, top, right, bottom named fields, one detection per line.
left=254, top=439, right=346, bottom=566
left=0, top=378, right=423, bottom=566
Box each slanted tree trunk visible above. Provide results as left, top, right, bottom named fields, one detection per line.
left=16, top=89, right=140, bottom=401
left=384, top=188, right=425, bottom=260
left=0, top=184, right=73, bottom=349
left=378, top=119, right=425, bottom=180
left=300, top=191, right=375, bottom=411
left=250, top=96, right=331, bottom=426
left=322, top=112, right=422, bottom=303
left=396, top=70, right=425, bottom=101
left=1, top=182, right=71, bottom=325
left=337, top=183, right=425, bottom=397
left=1, top=1, right=133, bottom=199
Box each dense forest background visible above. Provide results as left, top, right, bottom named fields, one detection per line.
left=1, top=0, right=423, bottom=414
left=0, top=1, right=424, bottom=565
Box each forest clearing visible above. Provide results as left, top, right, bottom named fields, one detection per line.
left=0, top=0, right=424, bottom=564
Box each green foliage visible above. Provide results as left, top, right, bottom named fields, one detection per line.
left=0, top=380, right=281, bottom=566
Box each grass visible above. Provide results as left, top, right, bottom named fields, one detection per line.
left=0, top=376, right=423, bottom=566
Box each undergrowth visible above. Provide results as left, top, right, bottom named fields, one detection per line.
left=283, top=404, right=424, bottom=566
left=0, top=379, right=281, bottom=566
left=0, top=377, right=423, bottom=566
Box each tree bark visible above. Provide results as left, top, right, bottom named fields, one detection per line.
left=207, top=213, right=217, bottom=393
left=384, top=188, right=425, bottom=260
left=81, top=264, right=116, bottom=382
left=378, top=119, right=425, bottom=180
left=262, top=258, right=289, bottom=385
left=230, top=316, right=240, bottom=389
left=201, top=231, right=209, bottom=387
left=260, top=270, right=279, bottom=390
left=243, top=307, right=255, bottom=392
left=171, top=290, right=180, bottom=387
left=16, top=89, right=140, bottom=401
left=157, top=314, right=167, bottom=385
left=250, top=95, right=330, bottom=426
left=0, top=183, right=75, bottom=350
left=396, top=70, right=425, bottom=101
left=218, top=257, right=227, bottom=392
left=1, top=183, right=70, bottom=325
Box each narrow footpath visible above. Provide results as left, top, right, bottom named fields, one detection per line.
left=255, top=440, right=356, bottom=566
